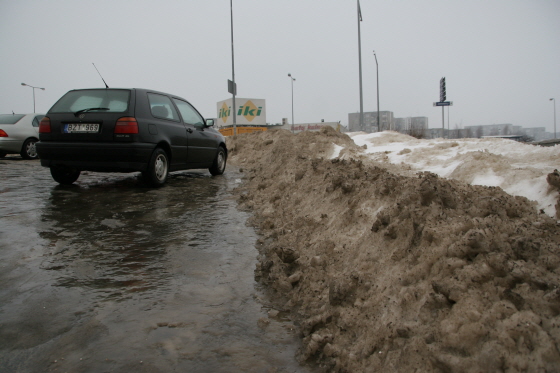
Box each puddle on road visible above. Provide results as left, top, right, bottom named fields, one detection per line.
left=0, top=160, right=316, bottom=373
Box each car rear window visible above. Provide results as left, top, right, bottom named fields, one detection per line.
left=0, top=114, right=25, bottom=124
left=49, top=89, right=130, bottom=113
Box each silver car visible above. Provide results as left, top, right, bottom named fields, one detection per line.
left=0, top=113, right=45, bottom=159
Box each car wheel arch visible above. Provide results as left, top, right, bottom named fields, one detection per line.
left=155, top=141, right=172, bottom=163
left=219, top=142, right=228, bottom=156
left=23, top=136, right=39, bottom=146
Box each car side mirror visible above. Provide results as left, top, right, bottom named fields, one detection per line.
left=205, top=118, right=215, bottom=127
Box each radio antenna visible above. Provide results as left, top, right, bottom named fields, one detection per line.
left=92, top=63, right=109, bottom=88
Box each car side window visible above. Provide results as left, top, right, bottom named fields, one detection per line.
left=172, top=99, right=204, bottom=126
left=148, top=93, right=180, bottom=122
left=33, top=115, right=42, bottom=127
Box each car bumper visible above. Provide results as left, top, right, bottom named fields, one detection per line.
left=0, top=138, right=24, bottom=153
left=36, top=142, right=155, bottom=172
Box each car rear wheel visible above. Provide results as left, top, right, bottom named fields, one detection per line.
left=142, top=148, right=168, bottom=187
left=0, top=152, right=6, bottom=158
left=209, top=146, right=226, bottom=176
left=50, top=166, right=81, bottom=185
left=21, top=138, right=39, bottom=160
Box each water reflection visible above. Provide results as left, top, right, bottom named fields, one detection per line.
left=38, top=172, right=226, bottom=301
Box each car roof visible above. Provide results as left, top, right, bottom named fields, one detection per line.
left=67, top=88, right=194, bottom=106
left=67, top=88, right=188, bottom=100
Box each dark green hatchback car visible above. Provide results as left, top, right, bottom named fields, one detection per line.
left=37, top=88, right=227, bottom=186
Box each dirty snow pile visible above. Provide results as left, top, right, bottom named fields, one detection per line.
left=227, top=127, right=560, bottom=372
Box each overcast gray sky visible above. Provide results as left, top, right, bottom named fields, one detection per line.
left=1, top=0, right=559, bottom=132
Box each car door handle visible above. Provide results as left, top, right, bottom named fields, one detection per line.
left=186, top=128, right=193, bottom=133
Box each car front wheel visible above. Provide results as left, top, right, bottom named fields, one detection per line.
left=209, top=146, right=227, bottom=176
left=50, top=166, right=80, bottom=185
left=142, top=148, right=169, bottom=187
left=21, top=138, right=39, bottom=160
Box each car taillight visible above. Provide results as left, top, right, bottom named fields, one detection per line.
left=0, top=129, right=8, bottom=137
left=39, top=117, right=51, bottom=133
left=114, top=117, right=139, bottom=134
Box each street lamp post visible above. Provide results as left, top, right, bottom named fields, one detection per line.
left=21, top=83, right=45, bottom=113
left=288, top=73, right=295, bottom=131
left=373, top=51, right=379, bottom=131
left=551, top=98, right=557, bottom=139
left=357, top=0, right=364, bottom=131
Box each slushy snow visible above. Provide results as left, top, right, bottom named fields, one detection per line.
left=348, top=131, right=560, bottom=217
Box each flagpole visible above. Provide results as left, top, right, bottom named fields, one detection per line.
left=357, top=0, right=364, bottom=131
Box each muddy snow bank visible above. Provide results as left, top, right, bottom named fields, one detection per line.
left=349, top=131, right=560, bottom=218
left=227, top=128, right=560, bottom=372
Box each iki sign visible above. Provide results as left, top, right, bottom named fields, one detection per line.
left=217, top=98, right=266, bottom=126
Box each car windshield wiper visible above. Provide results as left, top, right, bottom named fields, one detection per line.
left=74, top=107, right=110, bottom=116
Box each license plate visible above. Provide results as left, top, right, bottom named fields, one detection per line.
left=64, top=123, right=100, bottom=133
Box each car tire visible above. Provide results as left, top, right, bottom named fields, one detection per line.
left=209, top=146, right=227, bottom=176
left=50, top=166, right=80, bottom=185
left=142, top=148, right=169, bottom=187
left=0, top=152, right=6, bottom=158
left=21, top=138, right=39, bottom=160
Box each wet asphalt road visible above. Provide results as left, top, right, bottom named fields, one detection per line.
left=0, top=157, right=312, bottom=373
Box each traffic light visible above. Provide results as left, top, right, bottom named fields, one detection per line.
left=440, top=77, right=446, bottom=102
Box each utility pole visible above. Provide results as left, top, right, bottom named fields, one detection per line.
left=230, top=0, right=237, bottom=135
left=373, top=51, right=379, bottom=131
left=551, top=98, right=557, bottom=139
left=357, top=0, right=364, bottom=131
